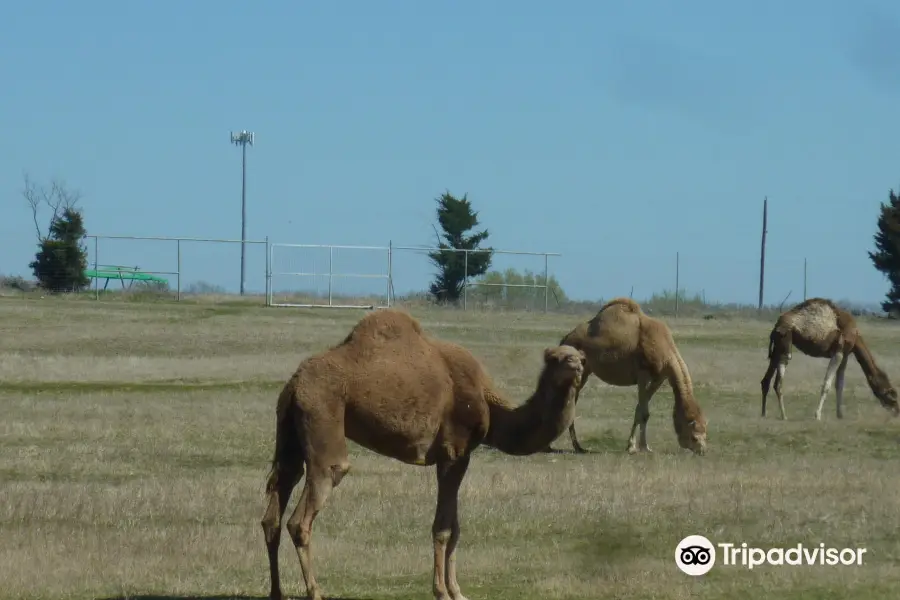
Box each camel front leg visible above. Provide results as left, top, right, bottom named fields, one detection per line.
left=835, top=353, right=850, bottom=419
left=627, top=373, right=662, bottom=454
left=815, top=352, right=844, bottom=421
left=432, top=457, right=471, bottom=600
left=637, top=377, right=664, bottom=451
left=567, top=373, right=591, bottom=453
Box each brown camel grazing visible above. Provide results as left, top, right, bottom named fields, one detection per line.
left=259, top=308, right=586, bottom=600
left=760, top=297, right=900, bottom=420
left=550, top=297, right=708, bottom=455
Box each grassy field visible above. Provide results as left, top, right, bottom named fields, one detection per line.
left=2, top=297, right=900, bottom=600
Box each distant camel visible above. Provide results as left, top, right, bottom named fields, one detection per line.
left=761, top=297, right=900, bottom=420
left=552, top=297, right=708, bottom=455
left=260, top=308, right=586, bottom=600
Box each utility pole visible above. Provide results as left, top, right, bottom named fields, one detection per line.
left=758, top=196, right=768, bottom=312
left=231, top=130, right=254, bottom=295
left=803, top=257, right=807, bottom=301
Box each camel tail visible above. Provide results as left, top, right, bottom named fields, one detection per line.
left=767, top=329, right=776, bottom=360
left=264, top=380, right=307, bottom=494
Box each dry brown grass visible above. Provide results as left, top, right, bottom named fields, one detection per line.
left=2, top=298, right=900, bottom=600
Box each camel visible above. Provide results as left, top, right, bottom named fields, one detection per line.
left=259, top=308, right=587, bottom=600
left=549, top=297, right=708, bottom=455
left=760, top=297, right=900, bottom=420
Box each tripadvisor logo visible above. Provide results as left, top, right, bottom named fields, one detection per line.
left=676, top=536, right=867, bottom=575
left=675, top=535, right=716, bottom=576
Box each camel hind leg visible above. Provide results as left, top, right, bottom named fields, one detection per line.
left=760, top=359, right=777, bottom=417
left=763, top=329, right=791, bottom=419
left=261, top=400, right=307, bottom=600
left=284, top=414, right=351, bottom=600
left=261, top=459, right=304, bottom=600
left=773, top=363, right=788, bottom=420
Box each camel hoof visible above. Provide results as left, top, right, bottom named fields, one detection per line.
left=626, top=445, right=638, bottom=455
left=573, top=444, right=589, bottom=454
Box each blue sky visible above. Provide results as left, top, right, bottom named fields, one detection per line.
left=3, top=0, right=900, bottom=307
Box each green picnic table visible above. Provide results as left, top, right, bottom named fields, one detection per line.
left=84, top=265, right=169, bottom=290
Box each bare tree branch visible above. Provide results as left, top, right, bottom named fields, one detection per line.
left=22, top=172, right=81, bottom=242
left=778, top=291, right=792, bottom=312
left=431, top=223, right=443, bottom=246
left=23, top=172, right=44, bottom=242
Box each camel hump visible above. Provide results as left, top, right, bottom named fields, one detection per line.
left=782, top=299, right=841, bottom=339
left=341, top=309, right=424, bottom=346
left=599, top=297, right=643, bottom=314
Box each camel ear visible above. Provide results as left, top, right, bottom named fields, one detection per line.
left=543, top=347, right=558, bottom=363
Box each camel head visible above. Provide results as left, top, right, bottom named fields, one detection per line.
left=870, top=371, right=900, bottom=416
left=674, top=413, right=707, bottom=455
left=542, top=345, right=586, bottom=388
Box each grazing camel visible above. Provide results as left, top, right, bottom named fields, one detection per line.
left=760, top=297, right=900, bottom=420
left=260, top=308, right=586, bottom=600
left=551, top=297, right=708, bottom=455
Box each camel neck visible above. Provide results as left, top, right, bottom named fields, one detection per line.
left=483, top=378, right=578, bottom=455
left=667, top=354, right=702, bottom=422
left=852, top=338, right=883, bottom=385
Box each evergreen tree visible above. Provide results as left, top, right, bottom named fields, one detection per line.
left=427, top=191, right=493, bottom=303
left=23, top=174, right=90, bottom=293
left=869, top=188, right=900, bottom=314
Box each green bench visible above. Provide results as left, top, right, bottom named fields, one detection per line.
left=84, top=265, right=169, bottom=291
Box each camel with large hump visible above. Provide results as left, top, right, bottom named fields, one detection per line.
left=552, top=297, right=708, bottom=455
left=760, top=297, right=900, bottom=420
left=259, top=308, right=587, bottom=600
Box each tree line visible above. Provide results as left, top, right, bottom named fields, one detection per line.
left=15, top=172, right=900, bottom=315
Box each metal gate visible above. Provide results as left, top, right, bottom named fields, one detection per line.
left=268, top=243, right=391, bottom=309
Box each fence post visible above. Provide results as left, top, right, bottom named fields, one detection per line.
left=463, top=250, right=468, bottom=311
left=93, top=236, right=99, bottom=300
left=328, top=245, right=334, bottom=307
left=176, top=239, right=181, bottom=301
left=265, top=236, right=270, bottom=306
left=387, top=240, right=393, bottom=307
left=267, top=239, right=274, bottom=307
left=674, top=251, right=680, bottom=317
left=543, top=253, right=549, bottom=312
